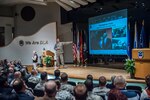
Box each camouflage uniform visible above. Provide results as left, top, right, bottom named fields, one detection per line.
left=54, top=41, right=72, bottom=67
left=34, top=81, right=45, bottom=91
left=87, top=91, right=103, bottom=100
left=28, top=76, right=40, bottom=84
left=60, top=83, right=74, bottom=94
left=92, top=87, right=110, bottom=100
left=55, top=90, right=75, bottom=100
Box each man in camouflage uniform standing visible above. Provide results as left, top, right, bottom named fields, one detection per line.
left=54, top=38, right=72, bottom=68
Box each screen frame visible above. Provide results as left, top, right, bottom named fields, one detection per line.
left=88, top=9, right=128, bottom=56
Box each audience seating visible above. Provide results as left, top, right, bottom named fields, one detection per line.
left=77, top=82, right=99, bottom=88
left=126, top=85, right=142, bottom=93
left=26, top=82, right=37, bottom=89
left=67, top=81, right=76, bottom=86
left=121, top=90, right=140, bottom=100
left=77, top=82, right=83, bottom=84
left=33, top=89, right=44, bottom=97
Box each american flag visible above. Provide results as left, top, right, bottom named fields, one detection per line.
left=72, top=43, right=77, bottom=61
left=79, top=31, right=83, bottom=64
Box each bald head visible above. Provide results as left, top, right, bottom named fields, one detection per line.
left=114, top=75, right=126, bottom=89
left=14, top=71, right=21, bottom=78
left=9, top=67, right=14, bottom=73
left=45, top=81, right=57, bottom=97
left=74, top=84, right=87, bottom=100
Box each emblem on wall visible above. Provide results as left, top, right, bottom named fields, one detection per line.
left=19, top=40, right=24, bottom=46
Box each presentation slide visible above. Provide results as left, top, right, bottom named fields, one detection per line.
left=89, top=9, right=128, bottom=55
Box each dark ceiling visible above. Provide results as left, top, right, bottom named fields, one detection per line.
left=61, top=0, right=150, bottom=23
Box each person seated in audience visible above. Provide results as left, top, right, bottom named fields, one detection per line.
left=14, top=60, right=23, bottom=70
left=3, top=59, right=9, bottom=70
left=37, top=81, right=57, bottom=100
left=74, top=84, right=103, bottom=100
left=74, top=84, right=89, bottom=100
left=109, top=75, right=139, bottom=100
left=54, top=69, right=61, bottom=80
left=106, top=75, right=116, bottom=89
left=7, top=67, right=14, bottom=84
left=84, top=79, right=103, bottom=100
left=92, top=76, right=110, bottom=99
left=34, top=72, right=48, bottom=91
left=10, top=71, right=22, bottom=86
left=60, top=72, right=74, bottom=94
left=12, top=60, right=20, bottom=71
left=86, top=74, right=93, bottom=82
left=86, top=74, right=99, bottom=87
left=140, top=74, right=150, bottom=100
left=0, top=75, right=13, bottom=95
left=56, top=90, right=75, bottom=100
left=28, top=69, right=40, bottom=84
left=108, top=88, right=127, bottom=100
left=55, top=79, right=61, bottom=91
left=20, top=68, right=31, bottom=83
left=12, top=78, right=34, bottom=100
left=84, top=79, right=93, bottom=95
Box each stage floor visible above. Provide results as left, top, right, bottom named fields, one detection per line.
left=37, top=65, right=145, bottom=83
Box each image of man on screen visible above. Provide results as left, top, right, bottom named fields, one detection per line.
left=102, top=32, right=112, bottom=49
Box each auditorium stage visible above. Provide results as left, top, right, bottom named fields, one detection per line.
left=37, top=65, right=145, bottom=83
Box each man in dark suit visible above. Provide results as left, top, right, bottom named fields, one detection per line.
left=13, top=78, right=34, bottom=100
left=102, top=32, right=112, bottom=49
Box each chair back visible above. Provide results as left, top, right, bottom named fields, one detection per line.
left=68, top=81, right=76, bottom=86
left=33, top=89, right=44, bottom=97
left=126, top=85, right=142, bottom=93
left=26, top=82, right=37, bottom=89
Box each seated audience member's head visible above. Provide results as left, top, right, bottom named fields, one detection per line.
left=41, top=72, right=47, bottom=81
left=31, top=69, right=37, bottom=76
left=12, top=78, right=26, bottom=93
left=61, top=72, right=68, bottom=83
left=84, top=79, right=93, bottom=91
left=145, top=74, right=150, bottom=89
left=111, top=75, right=116, bottom=84
left=45, top=81, right=57, bottom=97
left=74, top=84, right=87, bottom=100
left=114, top=75, right=126, bottom=89
left=14, top=71, right=21, bottom=79
left=4, top=59, right=8, bottom=64
left=23, top=66, right=29, bottom=74
left=9, top=67, right=14, bottom=73
left=86, top=74, right=93, bottom=81
left=55, top=80, right=61, bottom=91
left=99, top=76, right=107, bottom=87
left=54, top=69, right=60, bottom=78
left=20, top=68, right=26, bottom=76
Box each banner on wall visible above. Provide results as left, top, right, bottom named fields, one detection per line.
left=0, top=22, right=57, bottom=65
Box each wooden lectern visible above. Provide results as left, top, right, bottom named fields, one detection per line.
left=132, top=48, right=150, bottom=79
left=42, top=50, right=55, bottom=67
